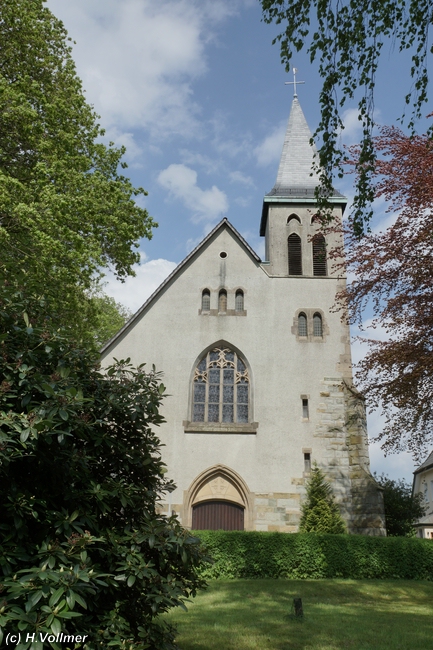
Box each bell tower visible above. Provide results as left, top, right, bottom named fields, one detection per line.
left=260, top=95, right=346, bottom=276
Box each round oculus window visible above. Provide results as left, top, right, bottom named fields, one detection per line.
left=219, top=251, right=227, bottom=258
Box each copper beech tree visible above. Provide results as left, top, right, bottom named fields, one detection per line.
left=333, top=125, right=433, bottom=459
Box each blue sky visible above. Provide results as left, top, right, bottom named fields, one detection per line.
left=47, top=0, right=431, bottom=481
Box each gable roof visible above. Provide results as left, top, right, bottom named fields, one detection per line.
left=414, top=450, right=433, bottom=475
left=101, top=218, right=261, bottom=354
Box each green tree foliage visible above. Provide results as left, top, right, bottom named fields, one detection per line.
left=87, top=284, right=133, bottom=349
left=374, top=474, right=426, bottom=537
left=299, top=465, right=346, bottom=534
left=0, top=0, right=156, bottom=338
left=260, top=0, right=432, bottom=234
left=0, top=289, right=206, bottom=650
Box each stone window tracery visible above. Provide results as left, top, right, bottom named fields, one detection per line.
left=193, top=347, right=249, bottom=424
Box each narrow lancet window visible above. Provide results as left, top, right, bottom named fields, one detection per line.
left=298, top=313, right=307, bottom=337
left=218, top=289, right=227, bottom=312
left=235, top=290, right=244, bottom=312
left=313, top=313, right=323, bottom=337
left=312, top=233, right=327, bottom=276
left=288, top=233, right=302, bottom=275
left=201, top=289, right=210, bottom=311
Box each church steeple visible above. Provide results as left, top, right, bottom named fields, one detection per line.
left=260, top=96, right=346, bottom=236
left=272, top=96, right=320, bottom=196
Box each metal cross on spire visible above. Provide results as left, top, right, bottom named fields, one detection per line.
left=285, top=67, right=305, bottom=98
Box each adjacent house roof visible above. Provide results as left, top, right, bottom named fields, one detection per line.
left=414, top=450, right=433, bottom=475
left=260, top=97, right=346, bottom=236
left=100, top=218, right=261, bottom=354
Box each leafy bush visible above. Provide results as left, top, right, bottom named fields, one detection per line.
left=299, top=464, right=346, bottom=534
left=374, top=473, right=426, bottom=537
left=0, top=290, right=206, bottom=650
left=194, top=531, right=433, bottom=580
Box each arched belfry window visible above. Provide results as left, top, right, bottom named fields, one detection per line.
left=312, top=234, right=327, bottom=276
left=288, top=233, right=302, bottom=275
left=313, top=313, right=323, bottom=337
left=287, top=214, right=301, bottom=224
left=298, top=313, right=307, bottom=337
left=235, top=290, right=244, bottom=311
left=218, top=289, right=227, bottom=312
left=192, top=347, right=249, bottom=424
left=201, top=289, right=210, bottom=311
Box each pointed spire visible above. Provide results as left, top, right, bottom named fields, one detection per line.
left=260, top=94, right=346, bottom=236
left=270, top=96, right=320, bottom=197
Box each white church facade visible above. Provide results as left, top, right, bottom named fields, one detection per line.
left=101, top=97, right=385, bottom=535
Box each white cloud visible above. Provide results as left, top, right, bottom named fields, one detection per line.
left=158, top=163, right=228, bottom=223
left=254, top=121, right=286, bottom=167
left=48, top=0, right=237, bottom=139
left=103, top=258, right=177, bottom=313
left=229, top=170, right=254, bottom=187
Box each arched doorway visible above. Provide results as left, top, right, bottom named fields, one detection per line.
left=192, top=500, right=244, bottom=530
left=184, top=464, right=253, bottom=530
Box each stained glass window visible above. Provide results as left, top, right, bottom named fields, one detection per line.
left=202, top=289, right=210, bottom=310
left=192, top=347, right=249, bottom=424
left=298, top=313, right=307, bottom=337
left=218, top=290, right=227, bottom=312
left=235, top=290, right=244, bottom=311
left=313, top=313, right=323, bottom=337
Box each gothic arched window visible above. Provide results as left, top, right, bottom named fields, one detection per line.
left=298, top=313, right=307, bottom=337
left=201, top=289, right=210, bottom=311
left=218, top=289, right=227, bottom=312
left=235, top=289, right=244, bottom=311
left=192, top=347, right=249, bottom=424
left=288, top=233, right=302, bottom=275
left=287, top=213, right=301, bottom=224
left=312, top=233, right=327, bottom=276
left=313, top=313, right=323, bottom=337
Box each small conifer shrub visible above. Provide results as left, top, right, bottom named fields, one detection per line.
left=299, top=464, right=346, bottom=534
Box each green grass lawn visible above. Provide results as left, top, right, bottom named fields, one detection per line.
left=165, top=579, right=433, bottom=650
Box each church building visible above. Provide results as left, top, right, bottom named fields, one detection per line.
left=101, top=95, right=385, bottom=535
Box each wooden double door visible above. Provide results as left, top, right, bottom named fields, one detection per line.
left=192, top=500, right=244, bottom=530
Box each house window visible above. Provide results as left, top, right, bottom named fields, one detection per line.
left=192, top=347, right=249, bottom=424
left=312, top=233, right=327, bottom=276
left=288, top=233, right=302, bottom=275
left=298, top=313, right=307, bottom=337
left=235, top=290, right=244, bottom=311
left=313, top=313, right=323, bottom=337
left=218, top=289, right=227, bottom=312
left=302, top=398, right=309, bottom=419
left=201, top=289, right=210, bottom=311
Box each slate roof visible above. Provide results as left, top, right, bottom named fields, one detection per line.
left=260, top=97, right=346, bottom=236
left=100, top=218, right=261, bottom=354
left=414, top=450, right=433, bottom=475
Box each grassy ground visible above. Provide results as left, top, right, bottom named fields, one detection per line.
left=165, top=579, right=433, bottom=650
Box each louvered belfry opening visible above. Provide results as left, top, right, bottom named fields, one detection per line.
left=192, top=500, right=244, bottom=530
left=288, top=233, right=302, bottom=275
left=312, top=233, right=327, bottom=276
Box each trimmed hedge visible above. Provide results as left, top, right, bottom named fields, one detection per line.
left=193, top=531, right=433, bottom=580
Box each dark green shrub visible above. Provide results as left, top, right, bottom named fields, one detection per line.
left=299, top=465, right=346, bottom=534
left=0, top=290, right=206, bottom=650
left=194, top=531, right=433, bottom=580
left=374, top=473, right=426, bottom=537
